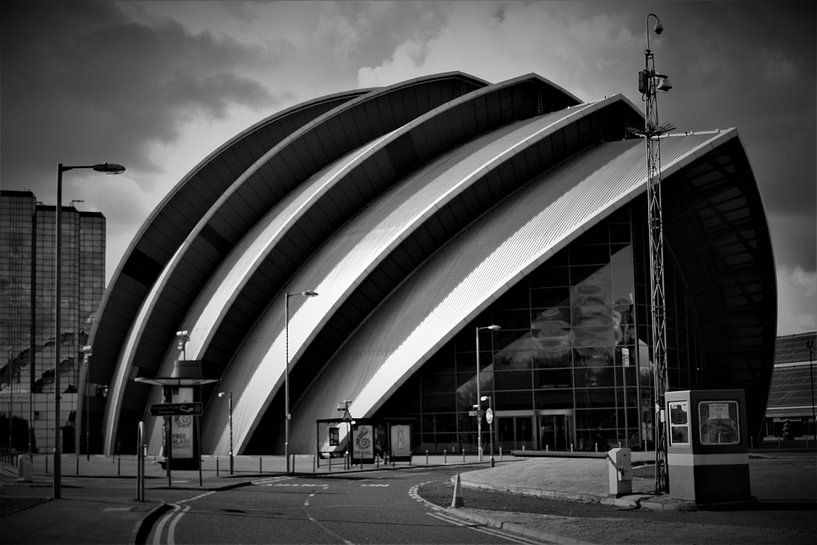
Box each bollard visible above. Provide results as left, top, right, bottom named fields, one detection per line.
left=570, top=443, right=574, bottom=452
left=46, top=455, right=48, bottom=474
left=451, top=473, right=464, bottom=507
left=76, top=456, right=80, bottom=475
left=545, top=444, right=549, bottom=452
left=522, top=445, right=525, bottom=452
left=328, top=455, right=332, bottom=472
left=443, top=449, right=447, bottom=464
left=216, top=457, right=220, bottom=476
left=461, top=448, right=465, bottom=463
left=618, top=441, right=622, bottom=448
left=292, top=454, right=296, bottom=473
left=259, top=456, right=262, bottom=474
left=118, top=455, right=121, bottom=476
left=499, top=447, right=502, bottom=461
left=595, top=443, right=598, bottom=453
left=425, top=450, right=429, bottom=465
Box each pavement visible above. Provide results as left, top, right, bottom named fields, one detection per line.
left=1, top=449, right=815, bottom=545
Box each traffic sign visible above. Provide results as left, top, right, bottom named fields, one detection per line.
left=485, top=408, right=494, bottom=424
left=148, top=402, right=202, bottom=416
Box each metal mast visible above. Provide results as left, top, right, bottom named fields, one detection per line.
left=639, top=13, right=673, bottom=494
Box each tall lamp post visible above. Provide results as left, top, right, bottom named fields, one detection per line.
left=80, top=345, right=92, bottom=461
left=284, top=290, right=318, bottom=473
left=218, top=391, right=233, bottom=474
left=475, top=324, right=500, bottom=461
left=807, top=340, right=815, bottom=445
left=54, top=162, right=124, bottom=499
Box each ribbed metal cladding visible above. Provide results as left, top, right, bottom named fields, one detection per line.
left=94, top=71, right=774, bottom=457
left=286, top=132, right=744, bottom=453
left=89, top=90, right=367, bottom=387
left=103, top=74, right=493, bottom=453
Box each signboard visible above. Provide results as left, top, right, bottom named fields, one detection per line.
left=171, top=388, right=195, bottom=459
left=354, top=424, right=374, bottom=460
left=149, top=402, right=202, bottom=416
left=390, top=424, right=411, bottom=458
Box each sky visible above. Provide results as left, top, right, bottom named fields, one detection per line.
left=1, top=1, right=815, bottom=335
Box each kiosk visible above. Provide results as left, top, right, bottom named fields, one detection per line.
left=665, top=389, right=750, bottom=503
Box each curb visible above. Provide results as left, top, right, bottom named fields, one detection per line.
left=446, top=507, right=598, bottom=545
left=130, top=502, right=172, bottom=545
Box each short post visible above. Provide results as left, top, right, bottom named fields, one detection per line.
left=425, top=450, right=429, bottom=464
left=76, top=456, right=79, bottom=475
left=117, top=455, right=121, bottom=476
left=499, top=447, right=503, bottom=461
left=259, top=456, right=262, bottom=474
left=443, top=449, right=447, bottom=464
left=461, top=448, right=465, bottom=462
left=216, top=457, right=220, bottom=476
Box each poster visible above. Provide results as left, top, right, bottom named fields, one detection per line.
left=354, top=424, right=373, bottom=459
left=171, top=387, right=194, bottom=459
left=390, top=424, right=411, bottom=458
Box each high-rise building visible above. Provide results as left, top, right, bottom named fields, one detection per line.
left=0, top=189, right=106, bottom=453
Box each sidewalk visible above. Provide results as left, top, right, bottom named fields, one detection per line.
left=445, top=451, right=817, bottom=545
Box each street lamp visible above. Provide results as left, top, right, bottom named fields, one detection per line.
left=481, top=395, right=495, bottom=467
left=807, top=340, right=815, bottom=446
left=217, top=391, right=233, bottom=474
left=54, top=162, right=124, bottom=499
left=81, top=345, right=92, bottom=461
left=475, top=324, right=500, bottom=461
left=284, top=290, right=318, bottom=473
left=176, top=330, right=190, bottom=359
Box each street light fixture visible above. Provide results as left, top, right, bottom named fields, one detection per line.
left=217, top=391, right=234, bottom=474
left=284, top=290, right=318, bottom=473
left=54, top=162, right=125, bottom=499
left=475, top=324, right=500, bottom=461
left=481, top=395, right=495, bottom=467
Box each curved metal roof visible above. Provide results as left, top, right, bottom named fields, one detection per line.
left=93, top=71, right=775, bottom=455
left=283, top=129, right=774, bottom=452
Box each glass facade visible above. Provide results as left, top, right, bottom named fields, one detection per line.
left=376, top=203, right=703, bottom=453
left=0, top=190, right=105, bottom=453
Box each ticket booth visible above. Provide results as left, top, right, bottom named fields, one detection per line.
left=665, top=389, right=750, bottom=503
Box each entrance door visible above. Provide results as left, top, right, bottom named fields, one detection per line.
left=497, top=415, right=534, bottom=452
left=537, top=413, right=571, bottom=451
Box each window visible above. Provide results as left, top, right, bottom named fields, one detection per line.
left=668, top=401, right=689, bottom=445
left=698, top=400, right=739, bottom=445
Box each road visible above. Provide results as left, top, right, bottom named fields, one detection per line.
left=148, top=467, right=542, bottom=545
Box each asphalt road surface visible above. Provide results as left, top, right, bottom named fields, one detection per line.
left=148, top=467, right=542, bottom=545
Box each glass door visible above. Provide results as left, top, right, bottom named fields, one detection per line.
left=537, top=411, right=573, bottom=451
left=497, top=415, right=534, bottom=451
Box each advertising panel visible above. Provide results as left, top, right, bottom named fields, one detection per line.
left=390, top=424, right=411, bottom=458
left=354, top=424, right=374, bottom=460
left=171, top=387, right=194, bottom=459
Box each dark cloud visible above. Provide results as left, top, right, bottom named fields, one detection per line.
left=1, top=1, right=281, bottom=192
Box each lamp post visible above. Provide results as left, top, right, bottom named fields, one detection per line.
left=481, top=395, right=495, bottom=467
left=808, top=340, right=815, bottom=445
left=218, top=391, right=233, bottom=474
left=475, top=324, right=500, bottom=461
left=54, top=162, right=124, bottom=499
left=284, top=290, right=318, bottom=473
left=81, top=345, right=92, bottom=461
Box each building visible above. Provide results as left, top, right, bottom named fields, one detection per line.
left=89, top=72, right=776, bottom=457
left=763, top=331, right=817, bottom=440
left=0, top=189, right=106, bottom=453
